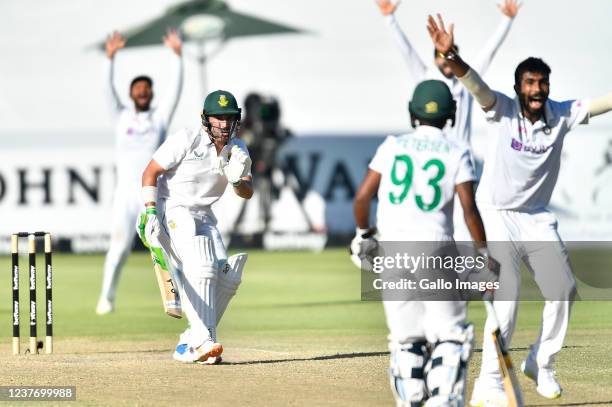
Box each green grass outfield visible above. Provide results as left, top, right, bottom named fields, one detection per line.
left=0, top=248, right=611, bottom=406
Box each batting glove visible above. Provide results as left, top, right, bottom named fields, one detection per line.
left=137, top=207, right=162, bottom=249
left=223, top=145, right=251, bottom=185
left=213, top=144, right=232, bottom=175
left=349, top=227, right=379, bottom=271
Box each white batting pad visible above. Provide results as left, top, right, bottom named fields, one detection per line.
left=216, top=253, right=247, bottom=323
left=178, top=236, right=219, bottom=347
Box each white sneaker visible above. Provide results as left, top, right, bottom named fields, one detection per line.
left=469, top=378, right=509, bottom=407
left=194, top=340, right=223, bottom=363
left=521, top=358, right=561, bottom=399
left=172, top=343, right=196, bottom=363
left=96, top=298, right=114, bottom=315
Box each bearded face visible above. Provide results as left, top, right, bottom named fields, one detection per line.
left=516, top=71, right=550, bottom=120
left=130, top=80, right=153, bottom=111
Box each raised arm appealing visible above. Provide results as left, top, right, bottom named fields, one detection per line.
left=160, top=29, right=184, bottom=129
left=376, top=0, right=427, bottom=82
left=473, top=0, right=521, bottom=74
left=104, top=31, right=126, bottom=113
left=589, top=92, right=612, bottom=118
left=427, top=14, right=497, bottom=112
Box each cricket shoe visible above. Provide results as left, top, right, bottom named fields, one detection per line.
left=197, top=356, right=223, bottom=365
left=469, top=378, right=508, bottom=407
left=95, top=298, right=114, bottom=315
left=521, top=357, right=562, bottom=399
left=173, top=343, right=197, bottom=363
left=194, top=340, right=223, bottom=363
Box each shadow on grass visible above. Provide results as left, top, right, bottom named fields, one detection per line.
left=83, top=344, right=585, bottom=357
left=249, top=300, right=365, bottom=308
left=221, top=344, right=586, bottom=365
left=473, top=345, right=585, bottom=353
left=223, top=351, right=389, bottom=365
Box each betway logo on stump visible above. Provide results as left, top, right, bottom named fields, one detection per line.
left=30, top=301, right=36, bottom=325
left=47, top=300, right=53, bottom=325
left=13, top=301, right=19, bottom=325
left=46, top=264, right=52, bottom=289
left=13, top=266, right=18, bottom=289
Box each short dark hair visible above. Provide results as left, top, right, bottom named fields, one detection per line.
left=514, top=57, right=551, bottom=86
left=411, top=116, right=448, bottom=129
left=130, top=75, right=153, bottom=90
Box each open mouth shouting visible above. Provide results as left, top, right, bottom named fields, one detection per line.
left=527, top=94, right=546, bottom=111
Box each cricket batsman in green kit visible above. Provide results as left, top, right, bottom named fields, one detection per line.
left=138, top=90, right=252, bottom=364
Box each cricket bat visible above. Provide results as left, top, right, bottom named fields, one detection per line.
left=484, top=299, right=524, bottom=407
left=149, top=246, right=182, bottom=319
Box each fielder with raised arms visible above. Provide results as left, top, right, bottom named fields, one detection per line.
left=376, top=0, right=520, bottom=143
left=375, top=0, right=521, bottom=242
left=427, top=13, right=612, bottom=405
left=139, top=90, right=252, bottom=364
left=352, top=80, right=496, bottom=406
left=96, top=30, right=184, bottom=315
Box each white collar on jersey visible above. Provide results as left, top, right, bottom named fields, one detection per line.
left=415, top=125, right=446, bottom=138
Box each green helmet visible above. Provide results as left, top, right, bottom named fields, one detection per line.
left=408, top=80, right=456, bottom=121
left=203, top=90, right=242, bottom=118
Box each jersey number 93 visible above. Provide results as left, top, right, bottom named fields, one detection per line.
left=389, top=154, right=446, bottom=212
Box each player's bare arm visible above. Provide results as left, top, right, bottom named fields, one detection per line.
left=375, top=0, right=399, bottom=16
left=141, top=159, right=166, bottom=207
left=105, top=30, right=125, bottom=59
left=354, top=169, right=381, bottom=229
left=456, top=182, right=499, bottom=288
left=427, top=14, right=497, bottom=111
left=351, top=169, right=380, bottom=269
left=456, top=181, right=486, bottom=248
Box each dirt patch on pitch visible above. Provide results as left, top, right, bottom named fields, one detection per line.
left=3, top=333, right=612, bottom=406
left=0, top=337, right=392, bottom=406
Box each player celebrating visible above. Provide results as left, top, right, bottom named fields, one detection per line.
left=375, top=0, right=520, bottom=242
left=96, top=30, right=184, bottom=315
left=375, top=0, right=520, bottom=145
left=139, top=90, right=252, bottom=364
left=352, top=80, right=494, bottom=406
left=427, top=14, right=612, bottom=404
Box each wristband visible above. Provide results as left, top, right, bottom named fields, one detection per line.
left=142, top=186, right=158, bottom=205
left=145, top=206, right=157, bottom=215
left=437, top=46, right=458, bottom=61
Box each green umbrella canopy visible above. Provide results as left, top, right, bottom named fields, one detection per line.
left=98, top=0, right=305, bottom=48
